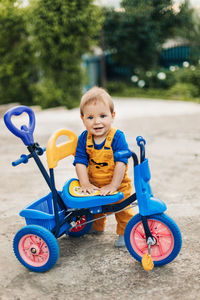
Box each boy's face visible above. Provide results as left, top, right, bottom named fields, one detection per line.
left=81, top=100, right=115, bottom=140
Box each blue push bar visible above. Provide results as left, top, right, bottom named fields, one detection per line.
left=4, top=105, right=35, bottom=146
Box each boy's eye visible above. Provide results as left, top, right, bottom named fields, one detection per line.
left=100, top=114, right=106, bottom=118
left=88, top=116, right=93, bottom=120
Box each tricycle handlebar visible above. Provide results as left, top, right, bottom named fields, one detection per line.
left=136, top=136, right=146, bottom=163
left=12, top=147, right=46, bottom=167
left=114, top=149, right=133, bottom=161
left=12, top=154, right=30, bottom=166
left=136, top=136, right=146, bottom=146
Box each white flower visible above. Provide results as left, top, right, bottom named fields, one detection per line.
left=157, top=72, right=166, bottom=80
left=131, top=75, right=139, bottom=83
left=191, top=65, right=196, bottom=71
left=138, top=80, right=145, bottom=88
left=183, top=61, right=190, bottom=68
left=146, top=71, right=152, bottom=77
left=169, top=66, right=176, bottom=72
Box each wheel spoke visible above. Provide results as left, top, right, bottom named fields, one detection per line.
left=140, top=245, right=148, bottom=253
left=148, top=220, right=155, bottom=231
left=156, top=243, right=164, bottom=256
left=40, top=241, right=46, bottom=250
left=29, top=235, right=37, bottom=244
left=135, top=229, right=145, bottom=240
left=23, top=238, right=32, bottom=250
left=157, top=233, right=171, bottom=238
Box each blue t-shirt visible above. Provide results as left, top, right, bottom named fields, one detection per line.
left=73, top=129, right=129, bottom=167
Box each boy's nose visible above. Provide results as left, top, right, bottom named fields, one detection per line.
left=95, top=117, right=101, bottom=124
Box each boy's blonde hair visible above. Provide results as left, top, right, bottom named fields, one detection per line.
left=80, top=86, right=114, bottom=116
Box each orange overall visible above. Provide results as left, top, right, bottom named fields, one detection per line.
left=86, top=127, right=134, bottom=235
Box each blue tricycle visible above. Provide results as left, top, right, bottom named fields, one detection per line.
left=4, top=105, right=182, bottom=272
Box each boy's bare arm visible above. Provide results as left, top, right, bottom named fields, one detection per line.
left=100, top=161, right=126, bottom=196
left=75, top=163, right=99, bottom=194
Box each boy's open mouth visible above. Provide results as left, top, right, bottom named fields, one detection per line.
left=94, top=127, right=104, bottom=131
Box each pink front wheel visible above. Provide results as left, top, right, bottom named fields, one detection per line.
left=124, top=213, right=182, bottom=267
left=13, top=225, right=59, bottom=272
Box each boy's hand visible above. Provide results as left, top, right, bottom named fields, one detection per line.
left=99, top=184, right=118, bottom=196
left=80, top=183, right=99, bottom=194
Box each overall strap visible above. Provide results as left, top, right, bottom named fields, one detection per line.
left=86, top=131, right=94, bottom=151
left=104, top=127, right=117, bottom=149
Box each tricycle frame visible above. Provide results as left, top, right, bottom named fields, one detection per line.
left=27, top=140, right=154, bottom=244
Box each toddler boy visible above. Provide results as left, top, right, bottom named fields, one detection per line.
left=73, top=86, right=134, bottom=246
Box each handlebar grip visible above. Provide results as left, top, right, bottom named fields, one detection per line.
left=136, top=136, right=146, bottom=146
left=12, top=154, right=29, bottom=166
left=114, top=149, right=132, bottom=161
left=12, top=147, right=46, bottom=166
left=4, top=105, right=35, bottom=146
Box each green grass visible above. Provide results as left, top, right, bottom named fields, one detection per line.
left=108, top=86, right=200, bottom=103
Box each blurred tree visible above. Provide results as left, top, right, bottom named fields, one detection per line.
left=0, top=0, right=38, bottom=105
left=29, top=0, right=103, bottom=108
left=103, top=0, right=196, bottom=71
left=175, top=0, right=200, bottom=64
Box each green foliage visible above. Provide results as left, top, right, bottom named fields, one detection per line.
left=0, top=0, right=38, bottom=105
left=168, top=82, right=199, bottom=100
left=106, top=81, right=127, bottom=94
left=173, top=65, right=200, bottom=94
left=33, top=77, right=81, bottom=109
left=132, top=69, right=175, bottom=89
left=0, top=0, right=103, bottom=108
left=29, top=0, right=103, bottom=108
left=173, top=0, right=200, bottom=64
left=174, top=0, right=196, bottom=41
left=106, top=63, right=200, bottom=103
left=107, top=80, right=200, bottom=102
left=103, top=0, right=196, bottom=71
left=106, top=81, right=170, bottom=99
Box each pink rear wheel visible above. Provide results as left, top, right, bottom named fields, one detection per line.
left=18, top=234, right=50, bottom=267
left=124, top=213, right=182, bottom=266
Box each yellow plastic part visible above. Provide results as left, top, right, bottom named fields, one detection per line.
left=69, top=179, right=118, bottom=197
left=46, top=129, right=78, bottom=169
left=141, top=254, right=154, bottom=271
left=69, top=180, right=100, bottom=197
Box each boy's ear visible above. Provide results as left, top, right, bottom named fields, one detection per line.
left=81, top=114, right=84, bottom=120
left=112, top=111, right=116, bottom=119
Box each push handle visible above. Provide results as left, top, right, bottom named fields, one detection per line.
left=4, top=105, right=35, bottom=146
left=46, top=129, right=78, bottom=168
